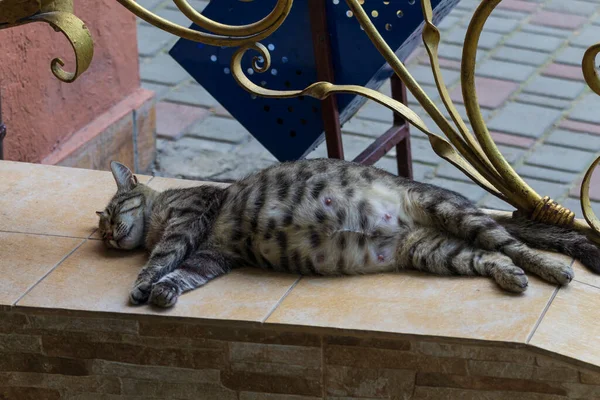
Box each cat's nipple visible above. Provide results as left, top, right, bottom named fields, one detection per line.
left=377, top=254, right=385, bottom=262
left=324, top=198, right=332, bottom=206
left=384, top=213, right=392, bottom=221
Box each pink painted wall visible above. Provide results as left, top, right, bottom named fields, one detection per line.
left=0, top=1, right=140, bottom=162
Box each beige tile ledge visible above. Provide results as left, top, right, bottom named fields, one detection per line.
left=2, top=161, right=600, bottom=372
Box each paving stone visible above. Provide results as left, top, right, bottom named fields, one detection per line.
left=569, top=92, right=600, bottom=124
left=157, top=139, right=275, bottom=180
left=504, top=32, right=565, bottom=52
left=140, top=7, right=193, bottom=28
left=461, top=16, right=520, bottom=34
left=136, top=0, right=165, bottom=11
left=517, top=165, right=578, bottom=184
left=440, top=103, right=493, bottom=122
left=480, top=194, right=516, bottom=211
left=435, top=161, right=474, bottom=183
left=492, top=46, right=549, bottom=67
left=438, top=43, right=485, bottom=62
left=525, top=144, right=596, bottom=173
left=491, top=9, right=530, bottom=20
left=450, top=77, right=518, bottom=108
left=374, top=158, right=436, bottom=182
left=490, top=131, right=536, bottom=148
left=424, top=177, right=487, bottom=203
left=559, top=119, right=600, bottom=135
left=137, top=24, right=176, bottom=57
left=164, top=82, right=221, bottom=108
left=476, top=59, right=537, bottom=82
left=455, top=0, right=480, bottom=11
left=514, top=93, right=571, bottom=110
left=496, top=145, right=527, bottom=164
left=437, top=15, right=462, bottom=31
left=156, top=102, right=210, bottom=140
left=234, top=136, right=278, bottom=162
left=165, top=0, right=209, bottom=11
left=175, top=136, right=236, bottom=153
left=544, top=0, right=599, bottom=16
left=521, top=25, right=572, bottom=38
left=525, top=177, right=571, bottom=201
left=530, top=11, right=587, bottom=30
left=186, top=116, right=250, bottom=143
left=140, top=53, right=191, bottom=85
left=561, top=197, right=600, bottom=220
left=570, top=167, right=600, bottom=201
left=141, top=81, right=171, bottom=99
left=406, top=65, right=460, bottom=87
left=411, top=136, right=442, bottom=165
left=208, top=158, right=278, bottom=181
left=554, top=46, right=587, bottom=66
left=307, top=133, right=399, bottom=161
left=356, top=100, right=393, bottom=123
left=406, top=84, right=441, bottom=106
left=498, top=0, right=539, bottom=12
left=570, top=24, right=600, bottom=48
left=523, top=76, right=586, bottom=100
left=445, top=27, right=503, bottom=50
left=546, top=129, right=600, bottom=151
left=419, top=56, right=462, bottom=71
left=487, top=102, right=563, bottom=138
left=341, top=118, right=392, bottom=139
left=541, top=63, right=584, bottom=81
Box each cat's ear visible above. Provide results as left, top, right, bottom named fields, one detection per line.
left=110, top=161, right=137, bottom=191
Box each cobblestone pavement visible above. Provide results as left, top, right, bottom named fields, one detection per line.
left=136, top=0, right=600, bottom=217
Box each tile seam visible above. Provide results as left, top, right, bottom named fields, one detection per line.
left=12, top=239, right=88, bottom=307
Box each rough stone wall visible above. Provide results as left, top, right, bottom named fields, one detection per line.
left=1, top=307, right=599, bottom=399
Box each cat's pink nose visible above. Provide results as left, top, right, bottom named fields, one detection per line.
left=106, top=232, right=114, bottom=240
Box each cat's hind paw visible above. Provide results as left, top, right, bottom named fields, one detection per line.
left=150, top=281, right=180, bottom=308
left=129, top=281, right=152, bottom=305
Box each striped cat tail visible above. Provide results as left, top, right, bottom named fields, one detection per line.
left=491, top=213, right=600, bottom=274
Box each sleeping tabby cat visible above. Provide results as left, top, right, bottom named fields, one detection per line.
left=97, top=160, right=600, bottom=308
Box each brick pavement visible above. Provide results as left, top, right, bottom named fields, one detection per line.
left=135, top=0, right=600, bottom=217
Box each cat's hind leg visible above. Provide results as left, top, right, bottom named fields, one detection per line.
left=149, top=248, right=233, bottom=308
left=397, top=227, right=529, bottom=292
left=409, top=188, right=573, bottom=286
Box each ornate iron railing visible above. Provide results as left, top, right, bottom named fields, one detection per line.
left=1, top=0, right=600, bottom=242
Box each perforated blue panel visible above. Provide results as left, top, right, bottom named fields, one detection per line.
left=169, top=0, right=459, bottom=162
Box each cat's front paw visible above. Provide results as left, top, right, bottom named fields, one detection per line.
left=129, top=281, right=152, bottom=305
left=150, top=281, right=180, bottom=308
left=494, top=266, right=529, bottom=293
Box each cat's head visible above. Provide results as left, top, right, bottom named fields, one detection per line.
left=96, top=161, right=151, bottom=250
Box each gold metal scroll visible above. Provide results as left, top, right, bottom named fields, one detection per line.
left=0, top=0, right=93, bottom=82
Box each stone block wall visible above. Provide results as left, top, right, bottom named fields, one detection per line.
left=1, top=307, right=600, bottom=399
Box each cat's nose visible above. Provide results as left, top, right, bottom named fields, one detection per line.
left=106, top=232, right=114, bottom=240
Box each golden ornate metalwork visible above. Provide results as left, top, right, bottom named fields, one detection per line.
left=3, top=0, right=600, bottom=242
left=0, top=0, right=93, bottom=82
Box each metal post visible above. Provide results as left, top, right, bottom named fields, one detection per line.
left=308, top=0, right=344, bottom=160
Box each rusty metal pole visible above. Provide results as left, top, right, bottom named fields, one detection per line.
left=0, top=89, right=5, bottom=160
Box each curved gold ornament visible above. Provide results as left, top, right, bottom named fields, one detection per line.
left=4, top=0, right=600, bottom=241
left=461, top=0, right=539, bottom=212
left=0, top=0, right=94, bottom=83
left=230, top=44, right=504, bottom=198
left=582, top=43, right=600, bottom=96
left=29, top=12, right=94, bottom=83
left=116, top=0, right=293, bottom=47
